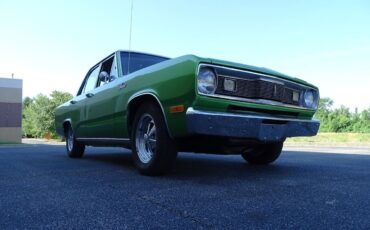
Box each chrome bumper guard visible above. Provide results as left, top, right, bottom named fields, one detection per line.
left=186, top=107, right=320, bottom=141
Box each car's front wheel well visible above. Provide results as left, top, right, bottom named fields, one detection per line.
left=127, top=95, right=166, bottom=137
left=63, top=121, right=71, bottom=137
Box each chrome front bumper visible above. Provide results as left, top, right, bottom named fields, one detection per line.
left=186, top=107, right=320, bottom=141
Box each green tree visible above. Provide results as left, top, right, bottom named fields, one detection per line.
left=22, top=91, right=72, bottom=138
left=328, top=106, right=352, bottom=132
left=352, top=108, right=370, bottom=133
left=315, top=97, right=333, bottom=132
left=315, top=98, right=370, bottom=133
left=22, top=96, right=33, bottom=109
left=48, top=91, right=73, bottom=138
left=318, top=97, right=334, bottom=112
left=22, top=96, right=35, bottom=137
left=26, top=94, right=51, bottom=137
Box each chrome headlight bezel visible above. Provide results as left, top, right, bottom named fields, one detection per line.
left=197, top=67, right=217, bottom=95
left=303, top=89, right=319, bottom=109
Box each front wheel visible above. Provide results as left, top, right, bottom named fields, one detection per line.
left=65, top=125, right=85, bottom=158
left=131, top=103, right=177, bottom=175
left=241, top=142, right=283, bottom=165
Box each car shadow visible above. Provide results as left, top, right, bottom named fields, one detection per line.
left=175, top=151, right=370, bottom=177
left=80, top=149, right=312, bottom=179
left=171, top=153, right=301, bottom=179
left=80, top=148, right=370, bottom=181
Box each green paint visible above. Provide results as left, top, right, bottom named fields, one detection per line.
left=55, top=51, right=319, bottom=139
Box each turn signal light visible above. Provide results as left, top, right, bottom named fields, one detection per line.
left=170, top=105, right=185, bottom=113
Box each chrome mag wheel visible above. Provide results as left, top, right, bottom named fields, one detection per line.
left=67, top=127, right=74, bottom=152
left=65, top=125, right=85, bottom=158
left=135, top=113, right=157, bottom=164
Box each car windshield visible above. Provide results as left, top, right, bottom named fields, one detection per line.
left=120, top=52, right=169, bottom=76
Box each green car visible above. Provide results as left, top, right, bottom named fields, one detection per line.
left=55, top=50, right=320, bottom=175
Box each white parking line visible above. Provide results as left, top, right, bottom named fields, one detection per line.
left=284, top=146, right=370, bottom=155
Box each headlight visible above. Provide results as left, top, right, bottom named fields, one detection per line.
left=197, top=67, right=217, bottom=94
left=303, top=89, right=319, bottom=109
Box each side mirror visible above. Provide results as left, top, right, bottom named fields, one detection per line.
left=98, top=71, right=109, bottom=82
left=110, top=75, right=116, bottom=81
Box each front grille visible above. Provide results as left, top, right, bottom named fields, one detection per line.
left=215, top=75, right=300, bottom=106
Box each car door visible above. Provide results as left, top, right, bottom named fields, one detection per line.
left=82, top=54, right=122, bottom=138
left=68, top=93, right=87, bottom=138
left=74, top=63, right=101, bottom=138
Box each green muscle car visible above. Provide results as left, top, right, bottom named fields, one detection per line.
left=55, top=50, right=320, bottom=175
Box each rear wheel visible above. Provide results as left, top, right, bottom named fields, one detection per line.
left=241, top=142, right=283, bottom=165
left=131, top=102, right=177, bottom=175
left=65, top=125, right=85, bottom=158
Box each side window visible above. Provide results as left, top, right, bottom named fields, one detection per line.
left=83, top=66, right=100, bottom=93
left=97, top=56, right=117, bottom=87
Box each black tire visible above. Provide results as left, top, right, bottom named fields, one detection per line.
left=65, top=125, right=85, bottom=158
left=131, top=102, right=177, bottom=175
left=241, top=142, right=283, bottom=165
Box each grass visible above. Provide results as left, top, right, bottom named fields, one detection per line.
left=286, top=132, right=370, bottom=147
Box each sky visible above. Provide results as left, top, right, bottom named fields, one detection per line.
left=0, top=0, right=369, bottom=111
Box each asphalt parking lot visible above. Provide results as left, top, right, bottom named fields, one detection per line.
left=0, top=144, right=369, bottom=229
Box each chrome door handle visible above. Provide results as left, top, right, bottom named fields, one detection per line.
left=70, top=100, right=77, bottom=104
left=119, top=82, right=127, bottom=89
left=86, top=93, right=95, bottom=98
